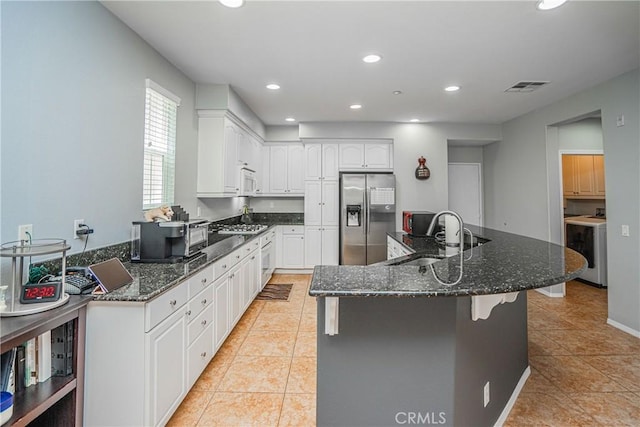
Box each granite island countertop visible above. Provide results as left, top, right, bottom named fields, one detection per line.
left=309, top=225, right=587, bottom=298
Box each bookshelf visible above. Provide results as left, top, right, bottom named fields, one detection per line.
left=0, top=296, right=89, bottom=426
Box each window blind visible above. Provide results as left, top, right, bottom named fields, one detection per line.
left=143, top=81, right=180, bottom=209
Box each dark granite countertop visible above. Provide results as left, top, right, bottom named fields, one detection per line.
left=309, top=225, right=587, bottom=298
left=93, top=225, right=279, bottom=302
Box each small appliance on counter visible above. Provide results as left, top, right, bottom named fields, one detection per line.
left=131, top=219, right=210, bottom=263
left=402, top=211, right=437, bottom=236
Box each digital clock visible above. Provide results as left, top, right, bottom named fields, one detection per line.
left=20, top=282, right=62, bottom=304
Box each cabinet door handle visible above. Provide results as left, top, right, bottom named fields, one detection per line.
left=201, top=299, right=207, bottom=305
left=222, top=264, right=227, bottom=269
left=201, top=277, right=207, bottom=285
left=201, top=352, right=207, bottom=358
left=186, top=310, right=191, bottom=316
left=169, top=300, right=177, bottom=307
left=251, top=256, right=255, bottom=260
left=201, top=319, right=207, bottom=326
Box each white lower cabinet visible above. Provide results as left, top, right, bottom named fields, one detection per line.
left=229, top=263, right=243, bottom=327
left=305, top=226, right=339, bottom=267
left=85, top=236, right=266, bottom=426
left=387, top=235, right=415, bottom=260
left=147, top=308, right=187, bottom=426
left=279, top=226, right=305, bottom=268
left=214, top=274, right=229, bottom=350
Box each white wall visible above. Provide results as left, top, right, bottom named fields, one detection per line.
left=299, top=122, right=501, bottom=229
left=483, top=69, right=640, bottom=335
left=558, top=117, right=603, bottom=151
left=0, top=1, right=231, bottom=276
left=448, top=146, right=483, bottom=164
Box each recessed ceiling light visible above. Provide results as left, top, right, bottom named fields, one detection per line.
left=444, top=85, right=460, bottom=92
left=536, top=0, right=568, bottom=11
left=362, top=54, right=382, bottom=63
left=393, top=90, right=403, bottom=95
left=350, top=104, right=362, bottom=110
left=266, top=83, right=280, bottom=90
left=219, top=0, right=244, bottom=8
left=285, top=117, right=296, bottom=122
left=410, top=119, right=420, bottom=123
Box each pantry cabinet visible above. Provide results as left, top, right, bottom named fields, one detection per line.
left=305, top=143, right=339, bottom=181
left=562, top=154, right=605, bottom=198
left=304, top=180, right=339, bottom=227
left=305, top=226, right=339, bottom=267
left=268, top=144, right=305, bottom=194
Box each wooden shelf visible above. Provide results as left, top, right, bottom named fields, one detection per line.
left=1, top=296, right=89, bottom=426
left=7, top=376, right=77, bottom=427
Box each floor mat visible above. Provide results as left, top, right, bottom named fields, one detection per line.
left=255, top=283, right=293, bottom=301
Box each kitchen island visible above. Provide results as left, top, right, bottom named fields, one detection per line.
left=310, top=225, right=586, bottom=427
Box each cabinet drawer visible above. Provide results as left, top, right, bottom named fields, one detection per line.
left=229, top=248, right=244, bottom=265
left=282, top=225, right=304, bottom=234
left=188, top=266, right=214, bottom=298
left=260, top=230, right=275, bottom=246
left=145, top=284, right=189, bottom=332
left=186, top=285, right=213, bottom=324
left=242, top=240, right=259, bottom=256
left=187, top=323, right=214, bottom=388
left=188, top=303, right=214, bottom=346
left=213, top=255, right=230, bottom=279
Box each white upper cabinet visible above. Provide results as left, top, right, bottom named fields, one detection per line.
left=322, top=144, right=340, bottom=180
left=268, top=143, right=305, bottom=195
left=197, top=111, right=264, bottom=198
left=338, top=142, right=392, bottom=171
left=364, top=144, right=391, bottom=169
left=305, top=143, right=339, bottom=181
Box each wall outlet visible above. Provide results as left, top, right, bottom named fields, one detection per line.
left=483, top=381, right=490, bottom=407
left=196, top=206, right=202, bottom=218
left=74, top=219, right=85, bottom=239
left=621, top=224, right=630, bottom=237
left=616, top=115, right=625, bottom=127
left=18, top=224, right=33, bottom=243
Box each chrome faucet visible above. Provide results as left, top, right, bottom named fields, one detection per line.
left=426, top=210, right=465, bottom=253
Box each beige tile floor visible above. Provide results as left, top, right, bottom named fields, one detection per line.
left=169, top=277, right=640, bottom=426
left=505, top=280, right=640, bottom=426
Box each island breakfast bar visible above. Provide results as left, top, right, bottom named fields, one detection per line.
left=309, top=225, right=586, bottom=427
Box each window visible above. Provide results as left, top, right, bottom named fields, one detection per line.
left=143, top=79, right=180, bottom=209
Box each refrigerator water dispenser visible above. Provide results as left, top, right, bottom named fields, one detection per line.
left=346, top=205, right=361, bottom=227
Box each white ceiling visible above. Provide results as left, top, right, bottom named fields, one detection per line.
left=102, top=0, right=639, bottom=126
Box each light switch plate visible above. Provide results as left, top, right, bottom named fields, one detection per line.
left=622, top=224, right=630, bottom=237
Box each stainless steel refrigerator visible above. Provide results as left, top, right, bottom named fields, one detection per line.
left=340, top=173, right=396, bottom=265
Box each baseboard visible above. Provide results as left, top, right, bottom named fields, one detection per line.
left=607, top=318, right=640, bottom=338
left=535, top=285, right=565, bottom=298
left=494, top=365, right=531, bottom=427
left=273, top=268, right=314, bottom=274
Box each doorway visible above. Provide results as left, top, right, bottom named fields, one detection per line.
left=448, top=163, right=483, bottom=226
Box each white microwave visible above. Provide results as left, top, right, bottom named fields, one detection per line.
left=238, top=167, right=257, bottom=196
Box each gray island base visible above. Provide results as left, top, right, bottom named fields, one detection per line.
left=311, top=225, right=587, bottom=426
left=317, top=294, right=528, bottom=427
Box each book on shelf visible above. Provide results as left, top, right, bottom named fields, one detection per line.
left=51, top=321, right=74, bottom=377
left=0, top=348, right=16, bottom=392
left=25, top=338, right=36, bottom=386
left=37, top=330, right=52, bottom=383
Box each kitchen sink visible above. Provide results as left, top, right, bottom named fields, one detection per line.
left=393, top=256, right=444, bottom=266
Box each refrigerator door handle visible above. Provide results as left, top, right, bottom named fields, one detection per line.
left=362, top=191, right=366, bottom=235
left=364, top=187, right=370, bottom=235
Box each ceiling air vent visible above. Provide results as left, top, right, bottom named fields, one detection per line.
left=505, top=81, right=550, bottom=93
